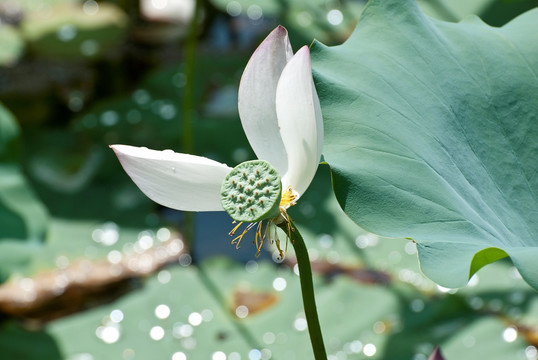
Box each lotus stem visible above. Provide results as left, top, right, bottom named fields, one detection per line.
left=277, top=221, right=327, bottom=360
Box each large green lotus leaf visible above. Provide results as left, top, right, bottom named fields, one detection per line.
left=39, top=257, right=399, bottom=359
left=311, top=0, right=538, bottom=290
left=26, top=257, right=536, bottom=360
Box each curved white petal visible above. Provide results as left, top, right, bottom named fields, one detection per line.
left=276, top=46, right=323, bottom=197
left=111, top=145, right=231, bottom=211
left=238, top=25, right=293, bottom=176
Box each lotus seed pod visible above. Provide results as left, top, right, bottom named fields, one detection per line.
left=221, top=160, right=282, bottom=222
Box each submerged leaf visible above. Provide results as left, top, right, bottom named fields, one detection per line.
left=312, top=0, right=538, bottom=289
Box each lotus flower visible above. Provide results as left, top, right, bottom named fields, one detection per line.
left=111, top=26, right=323, bottom=255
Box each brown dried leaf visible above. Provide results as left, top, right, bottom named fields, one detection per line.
left=0, top=236, right=185, bottom=322
left=232, top=289, right=279, bottom=317
left=284, top=257, right=391, bottom=285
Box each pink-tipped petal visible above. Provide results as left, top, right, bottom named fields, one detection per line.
left=111, top=145, right=231, bottom=211
left=275, top=46, right=323, bottom=197
left=238, top=25, right=293, bottom=176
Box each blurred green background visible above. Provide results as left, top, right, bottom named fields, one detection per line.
left=0, top=0, right=537, bottom=359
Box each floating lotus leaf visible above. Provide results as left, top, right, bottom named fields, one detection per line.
left=312, top=0, right=538, bottom=289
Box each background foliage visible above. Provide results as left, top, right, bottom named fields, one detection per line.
left=0, top=0, right=537, bottom=359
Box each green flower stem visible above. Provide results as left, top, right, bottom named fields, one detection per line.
left=277, top=221, right=327, bottom=360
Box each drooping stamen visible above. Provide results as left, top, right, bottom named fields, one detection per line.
left=276, top=206, right=295, bottom=254
left=229, top=221, right=244, bottom=236
left=254, top=221, right=264, bottom=256
left=231, top=222, right=258, bottom=249
left=228, top=221, right=272, bottom=258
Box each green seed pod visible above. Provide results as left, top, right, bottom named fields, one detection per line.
left=221, top=160, right=282, bottom=222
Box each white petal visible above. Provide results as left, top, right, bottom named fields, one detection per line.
left=276, top=46, right=323, bottom=197
left=111, top=145, right=231, bottom=211
left=238, top=25, right=293, bottom=176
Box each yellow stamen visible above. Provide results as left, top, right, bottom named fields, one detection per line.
left=227, top=185, right=298, bottom=258
left=280, top=186, right=297, bottom=209
left=229, top=221, right=244, bottom=236
left=231, top=222, right=257, bottom=249
left=254, top=221, right=264, bottom=256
